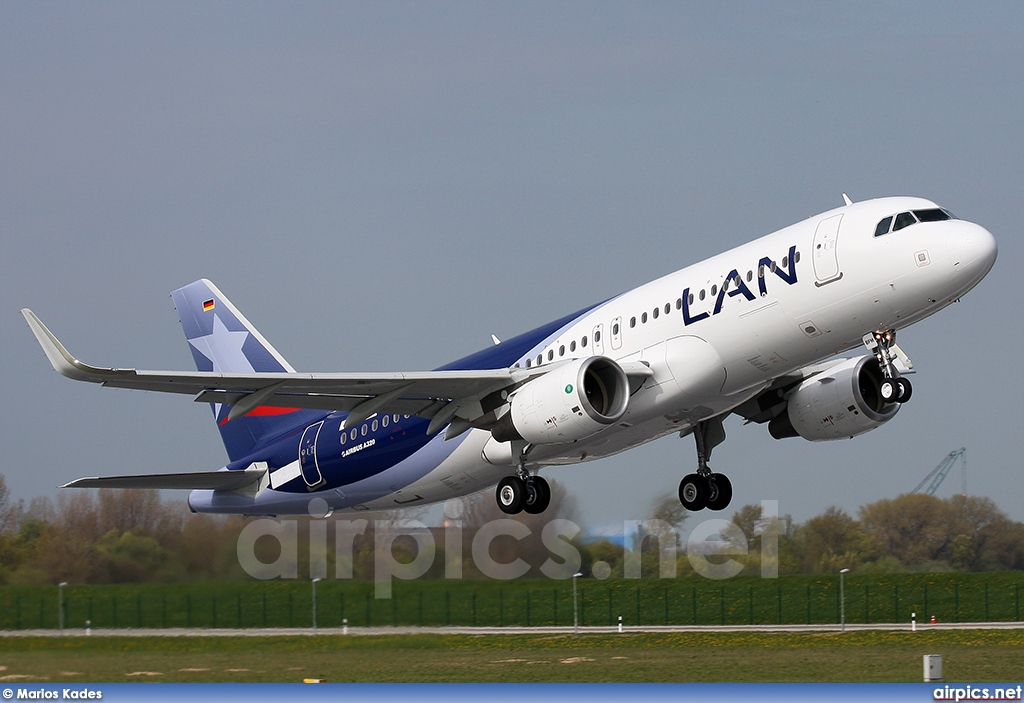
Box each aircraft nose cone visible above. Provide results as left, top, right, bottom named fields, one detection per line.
left=947, top=222, right=997, bottom=284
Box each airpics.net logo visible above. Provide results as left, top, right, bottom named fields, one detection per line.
left=235, top=499, right=781, bottom=598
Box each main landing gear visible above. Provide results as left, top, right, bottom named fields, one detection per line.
left=865, top=329, right=913, bottom=404
left=496, top=444, right=551, bottom=515
left=678, top=418, right=733, bottom=512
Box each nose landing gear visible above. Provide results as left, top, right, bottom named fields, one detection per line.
left=880, top=376, right=913, bottom=403
left=865, top=329, right=914, bottom=404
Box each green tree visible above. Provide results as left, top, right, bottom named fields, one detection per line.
left=96, top=530, right=170, bottom=582
left=794, top=506, right=877, bottom=573
left=944, top=494, right=1024, bottom=571
left=632, top=492, right=689, bottom=577
left=857, top=493, right=961, bottom=570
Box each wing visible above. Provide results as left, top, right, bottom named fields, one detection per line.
left=23, top=308, right=654, bottom=438
left=23, top=308, right=520, bottom=433
left=729, top=358, right=851, bottom=425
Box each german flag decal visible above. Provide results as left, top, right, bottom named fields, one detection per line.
left=202, top=299, right=215, bottom=312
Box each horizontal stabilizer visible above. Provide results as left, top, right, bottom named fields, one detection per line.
left=62, top=465, right=267, bottom=491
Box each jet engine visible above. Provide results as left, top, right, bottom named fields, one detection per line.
left=491, top=356, right=629, bottom=444
left=768, top=355, right=900, bottom=441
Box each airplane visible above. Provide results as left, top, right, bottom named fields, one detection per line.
left=22, top=195, right=997, bottom=517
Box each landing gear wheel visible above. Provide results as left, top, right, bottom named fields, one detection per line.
left=496, top=476, right=526, bottom=514
left=896, top=377, right=913, bottom=403
left=523, top=475, right=551, bottom=514
left=678, top=473, right=708, bottom=511
left=880, top=379, right=899, bottom=403
left=705, top=473, right=733, bottom=511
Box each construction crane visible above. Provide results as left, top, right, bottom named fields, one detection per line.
left=911, top=447, right=967, bottom=496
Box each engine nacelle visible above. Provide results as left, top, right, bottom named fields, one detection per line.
left=768, top=355, right=900, bottom=441
left=492, top=356, right=630, bottom=444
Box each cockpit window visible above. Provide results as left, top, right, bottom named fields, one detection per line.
left=876, top=208, right=956, bottom=237
left=913, top=208, right=952, bottom=223
left=892, top=211, right=918, bottom=231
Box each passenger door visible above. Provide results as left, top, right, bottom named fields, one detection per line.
left=298, top=421, right=326, bottom=489
left=812, top=214, right=844, bottom=286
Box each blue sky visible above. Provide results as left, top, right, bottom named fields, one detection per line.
left=2, top=1, right=1021, bottom=530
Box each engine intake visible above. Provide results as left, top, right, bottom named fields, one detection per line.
left=492, top=356, right=629, bottom=444
left=768, top=355, right=900, bottom=441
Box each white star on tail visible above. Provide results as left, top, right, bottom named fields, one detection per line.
left=188, top=314, right=254, bottom=419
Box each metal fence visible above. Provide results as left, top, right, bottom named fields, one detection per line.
left=2, top=574, right=1021, bottom=630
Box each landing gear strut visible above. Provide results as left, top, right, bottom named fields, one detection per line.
left=495, top=444, right=551, bottom=515
left=864, top=329, right=913, bottom=404
left=678, top=418, right=733, bottom=512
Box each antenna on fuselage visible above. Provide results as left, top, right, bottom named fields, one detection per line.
left=842, top=193, right=853, bottom=206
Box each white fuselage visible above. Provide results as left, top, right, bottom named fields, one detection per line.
left=364, top=196, right=995, bottom=511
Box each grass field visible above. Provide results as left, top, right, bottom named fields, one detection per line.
left=0, top=630, right=1022, bottom=683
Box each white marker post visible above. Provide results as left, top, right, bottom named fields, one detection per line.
left=912, top=612, right=917, bottom=632
left=618, top=616, right=622, bottom=634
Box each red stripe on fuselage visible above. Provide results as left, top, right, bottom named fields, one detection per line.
left=219, top=406, right=300, bottom=425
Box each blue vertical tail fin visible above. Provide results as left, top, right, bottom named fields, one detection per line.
left=171, top=279, right=322, bottom=462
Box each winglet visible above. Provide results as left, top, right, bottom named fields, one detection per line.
left=20, top=309, right=131, bottom=383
